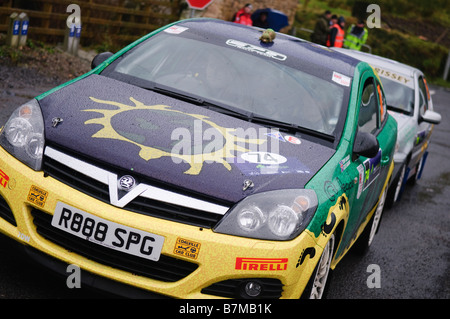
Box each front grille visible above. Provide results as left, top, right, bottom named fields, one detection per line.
left=0, top=195, right=16, bottom=226
left=201, top=278, right=284, bottom=299
left=31, top=209, right=198, bottom=282
left=42, top=149, right=224, bottom=228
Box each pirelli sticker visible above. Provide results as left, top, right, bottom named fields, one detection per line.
left=174, top=237, right=201, bottom=260
left=235, top=257, right=288, bottom=271
left=27, top=185, right=48, bottom=208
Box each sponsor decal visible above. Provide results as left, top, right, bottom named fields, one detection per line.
left=27, top=185, right=48, bottom=208
left=357, top=164, right=364, bottom=199
left=0, top=169, right=9, bottom=188
left=332, top=71, right=351, bottom=87
left=356, top=149, right=382, bottom=199
left=235, top=257, right=288, bottom=271
left=164, top=26, right=188, bottom=34
left=265, top=131, right=301, bottom=145
left=173, top=237, right=201, bottom=260
left=339, top=154, right=350, bottom=172
left=265, top=131, right=285, bottom=142
left=285, top=135, right=301, bottom=145
left=362, top=149, right=381, bottom=190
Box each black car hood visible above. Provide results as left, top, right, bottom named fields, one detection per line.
left=39, top=75, right=335, bottom=203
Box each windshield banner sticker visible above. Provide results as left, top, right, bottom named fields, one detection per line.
left=226, top=39, right=287, bottom=61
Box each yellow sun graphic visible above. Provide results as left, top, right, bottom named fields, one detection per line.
left=83, top=96, right=265, bottom=175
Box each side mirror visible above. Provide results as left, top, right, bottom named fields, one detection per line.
left=353, top=131, right=379, bottom=158
left=91, top=52, right=114, bottom=69
left=421, top=110, right=441, bottom=124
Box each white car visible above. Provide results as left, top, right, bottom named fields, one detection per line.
left=333, top=48, right=441, bottom=206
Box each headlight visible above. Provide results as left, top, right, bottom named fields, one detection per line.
left=0, top=99, right=45, bottom=170
left=214, top=189, right=318, bottom=241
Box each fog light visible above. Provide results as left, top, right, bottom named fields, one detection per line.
left=244, top=281, right=262, bottom=297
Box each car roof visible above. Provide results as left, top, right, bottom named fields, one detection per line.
left=332, top=48, right=423, bottom=78
left=171, top=19, right=362, bottom=78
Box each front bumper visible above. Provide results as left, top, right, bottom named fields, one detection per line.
left=0, top=146, right=323, bottom=299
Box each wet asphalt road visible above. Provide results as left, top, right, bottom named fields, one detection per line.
left=327, top=85, right=450, bottom=299
left=0, top=83, right=448, bottom=299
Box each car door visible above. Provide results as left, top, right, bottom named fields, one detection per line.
left=410, top=75, right=433, bottom=169
left=338, top=72, right=392, bottom=250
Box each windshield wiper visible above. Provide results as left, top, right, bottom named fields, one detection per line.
left=149, top=86, right=205, bottom=104
left=387, top=104, right=412, bottom=116
left=147, top=86, right=254, bottom=120
left=201, top=101, right=253, bottom=120
left=250, top=115, right=335, bottom=142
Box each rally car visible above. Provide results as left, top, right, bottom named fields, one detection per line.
left=334, top=48, right=441, bottom=206
left=0, top=19, right=396, bottom=299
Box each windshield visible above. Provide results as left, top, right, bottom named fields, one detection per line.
left=380, top=77, right=414, bottom=115
left=103, top=32, right=348, bottom=138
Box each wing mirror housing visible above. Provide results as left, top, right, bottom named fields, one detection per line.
left=421, top=110, right=441, bottom=124
left=353, top=131, right=379, bottom=158
left=91, top=52, right=114, bottom=69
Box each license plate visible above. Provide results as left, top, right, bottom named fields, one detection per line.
left=52, top=202, right=164, bottom=261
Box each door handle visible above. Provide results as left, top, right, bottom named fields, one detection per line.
left=381, top=155, right=390, bottom=166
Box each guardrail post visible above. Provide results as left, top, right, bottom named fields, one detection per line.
left=64, top=23, right=76, bottom=54
left=18, top=12, right=29, bottom=49
left=7, top=12, right=20, bottom=48
left=70, top=23, right=82, bottom=56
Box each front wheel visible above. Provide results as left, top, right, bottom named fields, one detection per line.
left=353, top=185, right=387, bottom=255
left=301, top=234, right=335, bottom=299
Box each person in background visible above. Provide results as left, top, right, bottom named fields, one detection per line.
left=252, top=11, right=269, bottom=28
left=327, top=16, right=345, bottom=47
left=311, top=10, right=332, bottom=45
left=233, top=3, right=253, bottom=26
left=344, top=19, right=369, bottom=50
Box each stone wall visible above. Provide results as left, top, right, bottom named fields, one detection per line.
left=181, top=0, right=299, bottom=32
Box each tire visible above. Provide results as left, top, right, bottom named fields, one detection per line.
left=353, top=185, right=387, bottom=255
left=408, top=156, right=423, bottom=185
left=386, top=164, right=406, bottom=208
left=301, top=234, right=335, bottom=299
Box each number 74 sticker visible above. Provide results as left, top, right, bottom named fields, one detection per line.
left=240, top=152, right=287, bottom=164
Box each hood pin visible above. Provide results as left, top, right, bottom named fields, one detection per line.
left=242, top=179, right=254, bottom=191
left=52, top=117, right=63, bottom=128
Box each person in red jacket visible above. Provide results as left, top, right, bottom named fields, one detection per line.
left=233, top=3, right=253, bottom=26
left=327, top=16, right=345, bottom=47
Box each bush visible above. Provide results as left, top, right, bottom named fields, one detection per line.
left=367, top=28, right=448, bottom=78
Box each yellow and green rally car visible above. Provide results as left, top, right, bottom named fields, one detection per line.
left=0, top=19, right=396, bottom=298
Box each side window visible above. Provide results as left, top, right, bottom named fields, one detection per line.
left=418, top=76, right=429, bottom=116
left=358, top=79, right=378, bottom=134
